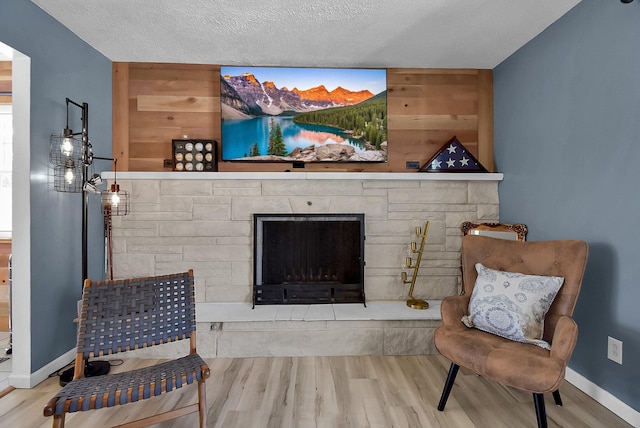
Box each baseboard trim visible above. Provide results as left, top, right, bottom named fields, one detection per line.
left=9, top=347, right=75, bottom=389
left=565, top=367, right=640, bottom=427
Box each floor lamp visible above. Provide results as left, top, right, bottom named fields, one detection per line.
left=49, top=98, right=130, bottom=384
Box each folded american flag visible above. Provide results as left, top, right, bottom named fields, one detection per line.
left=420, top=136, right=488, bottom=172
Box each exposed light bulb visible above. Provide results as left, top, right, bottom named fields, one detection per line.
left=61, top=137, right=74, bottom=157
left=64, top=166, right=75, bottom=184
left=110, top=192, right=120, bottom=207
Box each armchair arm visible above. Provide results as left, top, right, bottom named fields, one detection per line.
left=440, top=295, right=471, bottom=330
left=550, top=315, right=579, bottom=363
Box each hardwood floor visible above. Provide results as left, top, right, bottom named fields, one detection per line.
left=0, top=355, right=631, bottom=428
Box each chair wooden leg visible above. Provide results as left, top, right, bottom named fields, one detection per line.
left=198, top=379, right=207, bottom=428
left=437, top=363, right=460, bottom=411
left=552, top=389, right=563, bottom=406
left=533, top=393, right=548, bottom=428
left=52, top=413, right=65, bottom=428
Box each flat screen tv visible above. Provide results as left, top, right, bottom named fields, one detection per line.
left=220, top=66, right=387, bottom=163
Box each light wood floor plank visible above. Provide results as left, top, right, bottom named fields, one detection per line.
left=0, top=355, right=631, bottom=428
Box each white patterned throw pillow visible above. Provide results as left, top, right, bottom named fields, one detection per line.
left=461, top=263, right=564, bottom=350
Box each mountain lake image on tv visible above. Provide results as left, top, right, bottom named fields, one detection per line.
left=220, top=66, right=387, bottom=163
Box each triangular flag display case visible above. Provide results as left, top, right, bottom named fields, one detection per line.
left=419, top=136, right=488, bottom=172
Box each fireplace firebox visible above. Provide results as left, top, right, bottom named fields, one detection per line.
left=253, top=214, right=365, bottom=306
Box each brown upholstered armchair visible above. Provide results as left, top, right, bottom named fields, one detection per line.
left=434, top=235, right=588, bottom=428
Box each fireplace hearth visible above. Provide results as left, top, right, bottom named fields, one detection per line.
left=253, top=214, right=365, bottom=306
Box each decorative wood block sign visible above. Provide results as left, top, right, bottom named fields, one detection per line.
left=419, top=136, right=488, bottom=172
left=172, top=139, right=217, bottom=172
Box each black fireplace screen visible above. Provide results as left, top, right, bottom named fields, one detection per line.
left=253, top=214, right=365, bottom=306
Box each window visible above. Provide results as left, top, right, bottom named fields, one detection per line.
left=0, top=105, right=11, bottom=238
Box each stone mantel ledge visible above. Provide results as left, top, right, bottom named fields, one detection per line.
left=196, top=300, right=441, bottom=323
left=101, top=171, right=503, bottom=181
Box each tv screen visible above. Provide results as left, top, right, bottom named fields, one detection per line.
left=220, top=66, right=387, bottom=163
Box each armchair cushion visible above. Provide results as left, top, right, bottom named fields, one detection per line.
left=461, top=263, right=564, bottom=350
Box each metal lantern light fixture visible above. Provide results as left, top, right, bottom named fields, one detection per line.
left=51, top=98, right=130, bottom=383
left=50, top=127, right=80, bottom=164
left=49, top=99, right=88, bottom=193
left=53, top=159, right=82, bottom=193
left=50, top=98, right=129, bottom=286
left=100, top=160, right=129, bottom=216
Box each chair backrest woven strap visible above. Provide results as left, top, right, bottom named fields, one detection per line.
left=77, top=271, right=195, bottom=358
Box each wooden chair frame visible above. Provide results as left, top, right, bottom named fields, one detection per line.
left=44, top=270, right=210, bottom=428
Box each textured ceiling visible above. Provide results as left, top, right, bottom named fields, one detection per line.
left=31, top=0, right=581, bottom=69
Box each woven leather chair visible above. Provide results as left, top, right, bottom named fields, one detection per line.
left=44, top=270, right=210, bottom=428
left=434, top=235, right=588, bottom=428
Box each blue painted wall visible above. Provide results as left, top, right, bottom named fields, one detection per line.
left=0, top=1, right=111, bottom=372
left=494, top=0, right=640, bottom=412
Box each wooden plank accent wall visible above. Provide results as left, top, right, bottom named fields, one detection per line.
left=113, top=63, right=494, bottom=172
left=0, top=62, right=11, bottom=105
left=476, top=69, right=494, bottom=172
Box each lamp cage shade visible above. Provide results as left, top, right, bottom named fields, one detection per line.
left=102, top=184, right=130, bottom=216
left=50, top=132, right=82, bottom=166
left=53, top=161, right=83, bottom=193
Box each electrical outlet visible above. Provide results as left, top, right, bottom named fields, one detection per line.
left=406, top=161, right=420, bottom=170
left=607, top=336, right=623, bottom=365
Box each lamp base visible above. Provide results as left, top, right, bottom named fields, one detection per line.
left=59, top=360, right=111, bottom=386
left=406, top=298, right=429, bottom=310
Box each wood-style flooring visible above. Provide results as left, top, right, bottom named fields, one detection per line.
left=0, top=354, right=631, bottom=428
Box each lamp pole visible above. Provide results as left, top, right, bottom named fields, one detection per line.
left=79, top=101, right=89, bottom=284
left=65, top=98, right=116, bottom=287
left=64, top=98, right=91, bottom=285
left=59, top=99, right=112, bottom=384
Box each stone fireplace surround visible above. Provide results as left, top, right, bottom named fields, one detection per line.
left=102, top=171, right=502, bottom=359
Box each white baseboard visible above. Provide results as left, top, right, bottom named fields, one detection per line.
left=9, top=348, right=75, bottom=389
left=566, top=367, right=640, bottom=427
left=0, top=376, right=8, bottom=392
